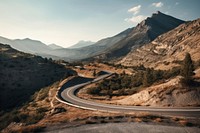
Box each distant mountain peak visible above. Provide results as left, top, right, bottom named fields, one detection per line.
left=139, top=11, right=182, bottom=26
left=153, top=10, right=162, bottom=15
left=69, top=40, right=95, bottom=49
left=48, top=43, right=63, bottom=49
left=24, top=38, right=31, bottom=40
left=134, top=11, right=185, bottom=40
left=15, top=38, right=42, bottom=44
left=16, top=38, right=33, bottom=41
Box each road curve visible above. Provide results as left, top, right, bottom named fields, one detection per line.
left=57, top=72, right=200, bottom=117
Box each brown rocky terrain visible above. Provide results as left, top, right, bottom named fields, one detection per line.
left=120, top=18, right=200, bottom=70
left=117, top=76, right=200, bottom=107
left=2, top=76, right=199, bottom=133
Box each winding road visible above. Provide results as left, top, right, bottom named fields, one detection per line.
left=57, top=71, right=200, bottom=117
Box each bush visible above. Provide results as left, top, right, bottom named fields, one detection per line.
left=87, top=87, right=101, bottom=95
left=26, top=113, right=45, bottom=124
left=87, top=65, right=183, bottom=97
left=36, top=107, right=48, bottom=114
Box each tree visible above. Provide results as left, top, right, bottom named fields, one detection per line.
left=181, top=53, right=194, bottom=84
left=122, top=70, right=125, bottom=75
left=49, top=58, right=53, bottom=62
left=44, top=57, right=48, bottom=63
left=107, top=86, right=113, bottom=99
left=143, top=68, right=153, bottom=87
left=93, top=70, right=96, bottom=77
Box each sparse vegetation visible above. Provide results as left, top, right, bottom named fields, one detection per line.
left=93, top=69, right=96, bottom=77
left=0, top=81, right=61, bottom=131
left=0, top=43, right=75, bottom=110
left=87, top=65, right=181, bottom=97
left=0, top=108, right=45, bottom=130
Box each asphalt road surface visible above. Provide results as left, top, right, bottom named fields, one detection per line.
left=45, top=122, right=200, bottom=133
left=58, top=72, right=200, bottom=117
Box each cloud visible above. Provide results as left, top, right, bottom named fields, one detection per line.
left=175, top=2, right=179, bottom=5
left=125, top=5, right=147, bottom=24
left=125, top=15, right=147, bottom=24
left=128, top=5, right=141, bottom=15
left=152, top=2, right=164, bottom=8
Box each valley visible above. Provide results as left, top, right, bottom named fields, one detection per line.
left=0, top=2, right=200, bottom=132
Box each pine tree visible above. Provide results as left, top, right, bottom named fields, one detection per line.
left=93, top=70, right=96, bottom=77
left=181, top=53, right=194, bottom=84
left=143, top=68, right=153, bottom=87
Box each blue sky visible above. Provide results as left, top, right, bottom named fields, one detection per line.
left=0, top=0, right=199, bottom=47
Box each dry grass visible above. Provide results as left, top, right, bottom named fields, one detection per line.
left=171, top=116, right=179, bottom=121
left=85, top=63, right=134, bottom=75
left=179, top=120, right=189, bottom=126
left=153, top=118, right=163, bottom=123
left=6, top=109, right=200, bottom=132
left=8, top=125, right=46, bottom=133
left=134, top=118, right=142, bottom=122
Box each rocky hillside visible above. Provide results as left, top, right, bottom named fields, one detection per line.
left=0, top=44, right=75, bottom=110
left=117, top=76, right=200, bottom=107
left=120, top=18, right=200, bottom=70
left=93, top=11, right=184, bottom=61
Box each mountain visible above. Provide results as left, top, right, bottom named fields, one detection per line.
left=119, top=18, right=200, bottom=70
left=48, top=43, right=63, bottom=49
left=0, top=37, right=52, bottom=54
left=92, top=11, right=185, bottom=61
left=0, top=30, right=131, bottom=61
left=0, top=12, right=185, bottom=62
left=69, top=27, right=134, bottom=60
left=0, top=43, right=75, bottom=110
left=69, top=40, right=95, bottom=49
left=46, top=27, right=133, bottom=61
left=0, top=37, right=66, bottom=60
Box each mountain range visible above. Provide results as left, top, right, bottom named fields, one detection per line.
left=0, top=37, right=52, bottom=54
left=0, top=11, right=188, bottom=62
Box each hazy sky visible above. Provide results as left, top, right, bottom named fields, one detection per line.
left=0, top=0, right=199, bottom=47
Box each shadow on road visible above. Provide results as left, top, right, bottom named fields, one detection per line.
left=58, top=76, right=94, bottom=100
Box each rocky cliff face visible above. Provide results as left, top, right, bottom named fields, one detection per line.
left=120, top=18, right=200, bottom=70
